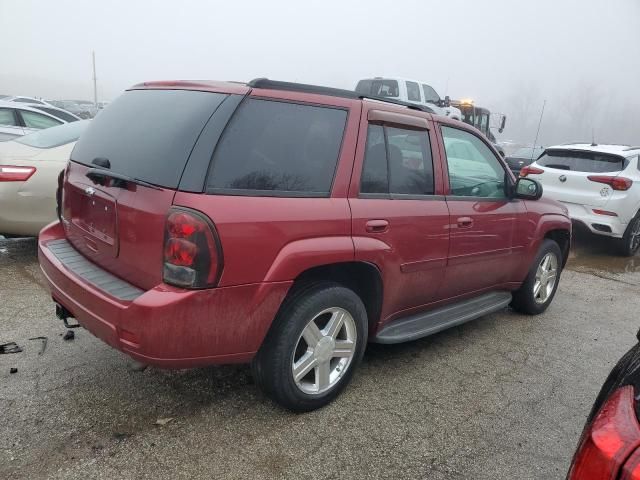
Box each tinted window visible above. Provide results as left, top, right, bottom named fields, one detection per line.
left=20, top=111, right=62, bottom=129
left=387, top=127, right=433, bottom=195
left=72, top=89, right=228, bottom=189
left=361, top=125, right=388, bottom=194
left=0, top=108, right=17, bottom=126
left=406, top=81, right=421, bottom=102
left=208, top=99, right=347, bottom=196
left=360, top=124, right=434, bottom=196
left=537, top=150, right=627, bottom=173
left=16, top=120, right=89, bottom=148
left=421, top=84, right=440, bottom=104
left=35, top=106, right=79, bottom=123
left=442, top=126, right=507, bottom=198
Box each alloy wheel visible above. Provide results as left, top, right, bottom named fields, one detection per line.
left=291, top=307, right=357, bottom=395
left=533, top=252, right=559, bottom=304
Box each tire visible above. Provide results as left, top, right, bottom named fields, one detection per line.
left=511, top=239, right=563, bottom=315
left=616, top=213, right=640, bottom=257
left=252, top=282, right=368, bottom=412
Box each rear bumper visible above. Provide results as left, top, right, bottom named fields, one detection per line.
left=561, top=201, right=627, bottom=238
left=38, top=222, right=292, bottom=368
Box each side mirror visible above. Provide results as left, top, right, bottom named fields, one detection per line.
left=499, top=116, right=506, bottom=133
left=514, top=177, right=543, bottom=200
left=444, top=95, right=451, bottom=108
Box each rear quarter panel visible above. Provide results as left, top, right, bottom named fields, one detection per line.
left=173, top=93, right=362, bottom=287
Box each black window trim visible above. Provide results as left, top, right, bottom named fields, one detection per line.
left=439, top=124, right=515, bottom=201
left=358, top=122, right=437, bottom=200
left=204, top=96, right=350, bottom=198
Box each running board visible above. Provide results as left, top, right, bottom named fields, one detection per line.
left=373, top=291, right=512, bottom=344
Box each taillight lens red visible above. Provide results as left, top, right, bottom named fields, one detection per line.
left=520, top=166, right=544, bottom=177
left=621, top=448, right=640, bottom=479
left=0, top=165, right=36, bottom=182
left=588, top=175, right=633, bottom=191
left=163, top=208, right=222, bottom=289
left=568, top=386, right=640, bottom=480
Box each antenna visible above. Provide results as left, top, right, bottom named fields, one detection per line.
left=591, top=128, right=597, bottom=146
left=92, top=51, right=98, bottom=107
left=530, top=100, right=546, bottom=162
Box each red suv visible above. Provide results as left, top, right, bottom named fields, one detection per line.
left=38, top=79, right=571, bottom=411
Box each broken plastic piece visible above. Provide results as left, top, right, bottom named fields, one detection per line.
left=63, top=330, right=75, bottom=341
left=9, top=367, right=17, bottom=374
left=0, top=342, right=22, bottom=354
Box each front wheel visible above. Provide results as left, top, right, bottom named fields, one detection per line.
left=511, top=239, right=563, bottom=315
left=252, top=283, right=367, bottom=412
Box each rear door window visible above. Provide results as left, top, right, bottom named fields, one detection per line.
left=0, top=108, right=17, bottom=126
left=72, top=89, right=228, bottom=189
left=20, top=110, right=62, bottom=129
left=406, top=81, right=421, bottom=102
left=360, top=124, right=434, bottom=196
left=207, top=99, right=347, bottom=197
left=537, top=150, right=627, bottom=173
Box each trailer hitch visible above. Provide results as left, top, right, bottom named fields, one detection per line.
left=55, top=303, right=81, bottom=329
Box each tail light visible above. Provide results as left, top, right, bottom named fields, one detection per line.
left=520, top=166, right=544, bottom=177
left=588, top=175, right=633, bottom=191
left=163, top=208, right=223, bottom=289
left=568, top=386, right=640, bottom=480
left=0, top=165, right=36, bottom=182
left=593, top=209, right=619, bottom=217
left=622, top=448, right=640, bottom=479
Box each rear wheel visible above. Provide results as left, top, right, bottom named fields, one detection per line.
left=616, top=214, right=640, bottom=257
left=252, top=283, right=367, bottom=412
left=511, top=239, right=562, bottom=315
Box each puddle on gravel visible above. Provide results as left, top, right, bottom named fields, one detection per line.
left=567, top=227, right=640, bottom=282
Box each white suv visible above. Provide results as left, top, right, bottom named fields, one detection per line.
left=522, top=144, right=640, bottom=256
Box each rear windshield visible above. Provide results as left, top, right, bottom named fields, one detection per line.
left=207, top=99, right=347, bottom=197
left=355, top=79, right=399, bottom=98
left=538, top=149, right=627, bottom=173
left=16, top=120, right=89, bottom=148
left=71, top=89, right=228, bottom=188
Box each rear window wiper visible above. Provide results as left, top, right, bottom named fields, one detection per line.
left=86, top=168, right=163, bottom=190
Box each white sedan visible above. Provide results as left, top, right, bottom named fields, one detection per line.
left=0, top=120, right=89, bottom=237
left=522, top=143, right=640, bottom=256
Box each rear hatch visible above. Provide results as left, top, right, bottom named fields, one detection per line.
left=61, top=88, right=230, bottom=290
left=532, top=148, right=628, bottom=208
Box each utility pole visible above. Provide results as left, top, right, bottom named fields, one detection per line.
left=92, top=51, right=97, bottom=107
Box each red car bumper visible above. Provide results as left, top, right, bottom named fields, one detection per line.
left=38, top=222, right=292, bottom=368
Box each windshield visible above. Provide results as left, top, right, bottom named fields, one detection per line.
left=16, top=120, right=90, bottom=148
left=538, top=149, right=627, bottom=172
left=512, top=147, right=543, bottom=159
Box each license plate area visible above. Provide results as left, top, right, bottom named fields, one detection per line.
left=68, top=183, right=118, bottom=256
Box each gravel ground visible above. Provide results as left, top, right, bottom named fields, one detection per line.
left=0, top=232, right=639, bottom=480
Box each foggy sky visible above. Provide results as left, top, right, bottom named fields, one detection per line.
left=1, top=0, right=639, bottom=146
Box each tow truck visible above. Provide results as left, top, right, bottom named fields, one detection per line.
left=452, top=99, right=507, bottom=157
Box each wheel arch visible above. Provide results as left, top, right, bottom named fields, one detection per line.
left=283, top=261, right=384, bottom=335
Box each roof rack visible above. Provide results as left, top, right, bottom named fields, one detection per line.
left=247, top=78, right=435, bottom=114
left=623, top=146, right=640, bottom=151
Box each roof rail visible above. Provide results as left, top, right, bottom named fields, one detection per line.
left=247, top=78, right=435, bottom=114
left=623, top=146, right=640, bottom=151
